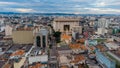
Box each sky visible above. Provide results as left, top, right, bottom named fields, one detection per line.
left=0, top=0, right=120, bottom=14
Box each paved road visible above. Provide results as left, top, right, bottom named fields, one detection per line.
left=48, top=36, right=58, bottom=68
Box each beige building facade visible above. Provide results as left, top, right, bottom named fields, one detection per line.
left=53, top=18, right=80, bottom=34
left=35, top=28, right=49, bottom=48
left=12, top=31, right=34, bottom=44
left=72, top=26, right=82, bottom=34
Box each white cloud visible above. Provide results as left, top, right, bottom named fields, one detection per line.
left=0, top=1, right=33, bottom=7
left=70, top=0, right=93, bottom=2
left=6, top=8, right=36, bottom=13
left=0, top=1, right=18, bottom=6
left=92, top=0, right=120, bottom=7
left=15, top=8, right=36, bottom=13
left=0, top=0, right=120, bottom=14
left=108, top=2, right=120, bottom=6
left=83, top=8, right=120, bottom=14
left=72, top=7, right=120, bottom=14
left=95, top=2, right=106, bottom=7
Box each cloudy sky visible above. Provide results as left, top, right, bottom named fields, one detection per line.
left=0, top=0, right=120, bottom=14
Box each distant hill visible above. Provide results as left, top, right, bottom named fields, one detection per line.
left=0, top=12, right=119, bottom=16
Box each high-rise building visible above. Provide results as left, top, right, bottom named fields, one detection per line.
left=5, top=25, right=13, bottom=36
left=96, top=18, right=111, bottom=28
left=96, top=28, right=108, bottom=35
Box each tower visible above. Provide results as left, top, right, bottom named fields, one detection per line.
left=35, top=28, right=49, bottom=48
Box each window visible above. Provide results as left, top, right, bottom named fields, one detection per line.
left=43, top=36, right=46, bottom=48
left=36, top=36, right=41, bottom=47
left=64, top=25, right=70, bottom=31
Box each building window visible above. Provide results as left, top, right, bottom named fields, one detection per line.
left=64, top=25, right=70, bottom=31
left=36, top=36, right=41, bottom=47
left=43, top=36, right=46, bottom=48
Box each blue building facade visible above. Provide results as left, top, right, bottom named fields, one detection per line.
left=85, top=40, right=97, bottom=46
left=96, top=50, right=116, bottom=68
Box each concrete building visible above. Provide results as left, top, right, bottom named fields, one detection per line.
left=72, top=26, right=82, bottom=34
left=96, top=50, right=116, bottom=68
left=89, top=20, right=95, bottom=27
left=109, top=23, right=120, bottom=29
left=0, top=19, right=5, bottom=32
left=72, top=31, right=79, bottom=40
left=35, top=28, right=49, bottom=48
left=27, top=46, right=48, bottom=68
left=96, top=28, right=108, bottom=35
left=96, top=18, right=111, bottom=28
left=12, top=27, right=34, bottom=44
left=12, top=24, right=50, bottom=46
left=0, top=26, right=5, bottom=32
left=14, top=58, right=26, bottom=68
left=53, top=18, right=80, bottom=34
left=104, top=42, right=120, bottom=50
left=5, top=25, right=13, bottom=36
left=85, top=40, right=98, bottom=46
left=57, top=45, right=72, bottom=55
left=28, top=55, right=48, bottom=64
left=112, top=35, right=120, bottom=42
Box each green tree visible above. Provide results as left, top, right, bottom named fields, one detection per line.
left=53, top=31, right=61, bottom=43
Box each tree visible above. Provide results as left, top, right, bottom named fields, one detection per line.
left=53, top=31, right=61, bottom=43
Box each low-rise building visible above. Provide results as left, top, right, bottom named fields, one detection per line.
left=96, top=50, right=116, bottom=68
left=69, top=43, right=87, bottom=54
left=61, top=34, right=72, bottom=44
left=112, top=34, right=120, bottom=42
left=28, top=55, right=48, bottom=64
left=104, top=42, right=120, bottom=50
left=14, top=57, right=26, bottom=68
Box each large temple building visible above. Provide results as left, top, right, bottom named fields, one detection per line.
left=53, top=18, right=81, bottom=34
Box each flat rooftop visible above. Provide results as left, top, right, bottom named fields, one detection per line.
left=0, top=60, right=6, bottom=68
left=8, top=44, right=32, bottom=53
left=54, top=18, right=80, bottom=22
left=57, top=45, right=71, bottom=51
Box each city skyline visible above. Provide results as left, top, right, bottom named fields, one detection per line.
left=0, top=0, right=120, bottom=14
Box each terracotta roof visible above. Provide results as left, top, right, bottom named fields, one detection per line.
left=89, top=46, right=95, bottom=51
left=96, top=45, right=106, bottom=52
left=76, top=38, right=85, bottom=43
left=69, top=44, right=87, bottom=50
left=61, top=34, right=71, bottom=40
left=29, top=63, right=43, bottom=68
left=11, top=50, right=25, bottom=56
left=70, top=55, right=85, bottom=63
